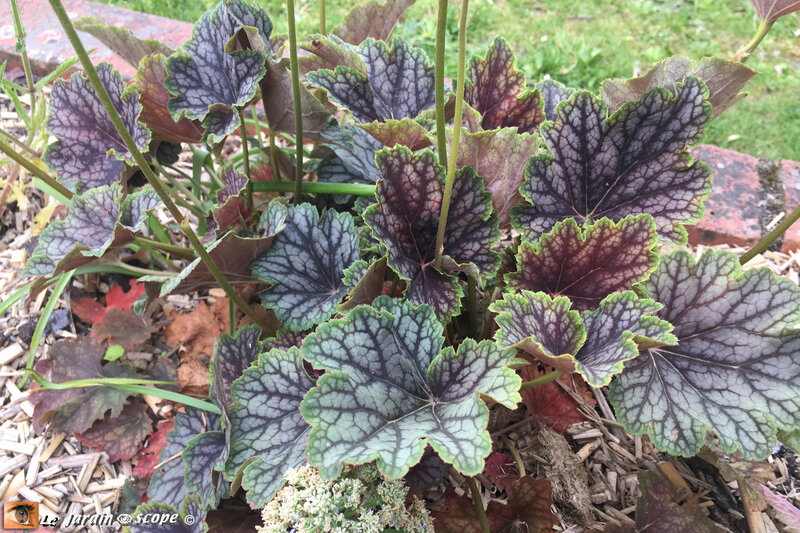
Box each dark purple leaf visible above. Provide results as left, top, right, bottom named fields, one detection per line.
left=317, top=122, right=383, bottom=206
left=211, top=324, right=261, bottom=409
left=184, top=430, right=229, bottom=508
left=165, top=1, right=268, bottom=143
left=301, top=297, right=521, bottom=479
left=75, top=400, right=152, bottom=462
left=225, top=347, right=314, bottom=507
left=492, top=290, right=670, bottom=386
left=454, top=127, right=538, bottom=228
left=24, top=184, right=160, bottom=277
left=364, top=146, right=499, bottom=318
left=333, top=0, right=416, bottom=45
left=251, top=203, right=360, bottom=331
left=601, top=56, right=756, bottom=119
left=45, top=63, right=149, bottom=191
left=538, top=78, right=574, bottom=122
left=30, top=338, right=137, bottom=434
left=512, top=77, right=712, bottom=243
left=464, top=37, right=545, bottom=134
left=609, top=249, right=800, bottom=459
left=148, top=408, right=223, bottom=509
left=405, top=447, right=448, bottom=490
left=507, top=215, right=658, bottom=311
left=307, top=37, right=435, bottom=123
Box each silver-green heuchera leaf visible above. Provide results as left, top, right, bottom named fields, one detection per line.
left=130, top=495, right=205, bottom=533
left=301, top=296, right=521, bottom=479
left=609, top=249, right=800, bottom=459
left=317, top=122, right=383, bottom=206
left=45, top=63, right=149, bottom=191
left=512, top=77, right=712, bottom=244
left=363, top=146, right=499, bottom=318
left=165, top=0, right=269, bottom=143
left=225, top=347, right=314, bottom=507
left=307, top=37, right=435, bottom=123
left=24, top=184, right=160, bottom=277
left=251, top=203, right=360, bottom=331
left=491, top=290, right=672, bottom=387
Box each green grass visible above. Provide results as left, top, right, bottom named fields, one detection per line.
left=97, top=0, right=800, bottom=160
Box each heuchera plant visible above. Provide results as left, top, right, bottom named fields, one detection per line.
left=10, top=0, right=800, bottom=530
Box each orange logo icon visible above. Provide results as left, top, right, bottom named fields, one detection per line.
left=3, top=502, right=39, bottom=530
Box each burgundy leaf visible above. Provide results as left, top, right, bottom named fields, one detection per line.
left=464, top=37, right=545, bottom=134
left=76, top=400, right=152, bottom=462
left=333, top=0, right=416, bottom=45
left=507, top=215, right=658, bottom=311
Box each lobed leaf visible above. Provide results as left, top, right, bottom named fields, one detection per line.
left=165, top=1, right=269, bottom=143
left=301, top=296, right=521, bottom=479
left=130, top=495, right=206, bottom=533
left=492, top=290, right=670, bottom=386
left=24, top=184, right=160, bottom=277
left=30, top=338, right=137, bottom=434
left=512, top=78, right=712, bottom=244
left=134, top=54, right=204, bottom=143
left=333, top=0, right=416, bottom=45
left=454, top=127, right=538, bottom=229
left=183, top=431, right=229, bottom=508
left=538, top=78, right=574, bottom=122
left=601, top=56, right=756, bottom=119
left=259, top=56, right=331, bottom=139
left=45, top=63, right=149, bottom=191
left=307, top=37, right=435, bottom=123
left=148, top=408, right=224, bottom=509
left=75, top=400, right=152, bottom=462
left=74, top=17, right=173, bottom=68
left=464, top=38, right=545, bottom=133
left=211, top=324, right=262, bottom=409
left=251, top=203, right=360, bottom=331
left=225, top=347, right=315, bottom=507
left=507, top=215, right=659, bottom=311
left=359, top=118, right=433, bottom=150
left=364, top=146, right=499, bottom=318
left=609, top=249, right=800, bottom=459
left=157, top=201, right=287, bottom=296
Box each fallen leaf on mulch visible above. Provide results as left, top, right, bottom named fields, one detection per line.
left=165, top=298, right=229, bottom=360
left=521, top=362, right=596, bottom=433
left=76, top=400, right=153, bottom=462
left=72, top=279, right=154, bottom=348
left=483, top=452, right=518, bottom=492
left=431, top=476, right=558, bottom=533
left=134, top=418, right=176, bottom=479
left=178, top=358, right=212, bottom=397
left=72, top=279, right=145, bottom=323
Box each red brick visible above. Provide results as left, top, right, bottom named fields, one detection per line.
left=686, top=145, right=762, bottom=249
left=779, top=158, right=800, bottom=252
left=0, top=0, right=191, bottom=79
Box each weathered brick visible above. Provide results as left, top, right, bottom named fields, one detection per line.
left=0, top=0, right=191, bottom=79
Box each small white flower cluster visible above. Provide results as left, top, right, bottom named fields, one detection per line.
left=259, top=464, right=434, bottom=533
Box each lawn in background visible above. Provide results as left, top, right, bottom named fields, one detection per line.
left=96, top=0, right=800, bottom=161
